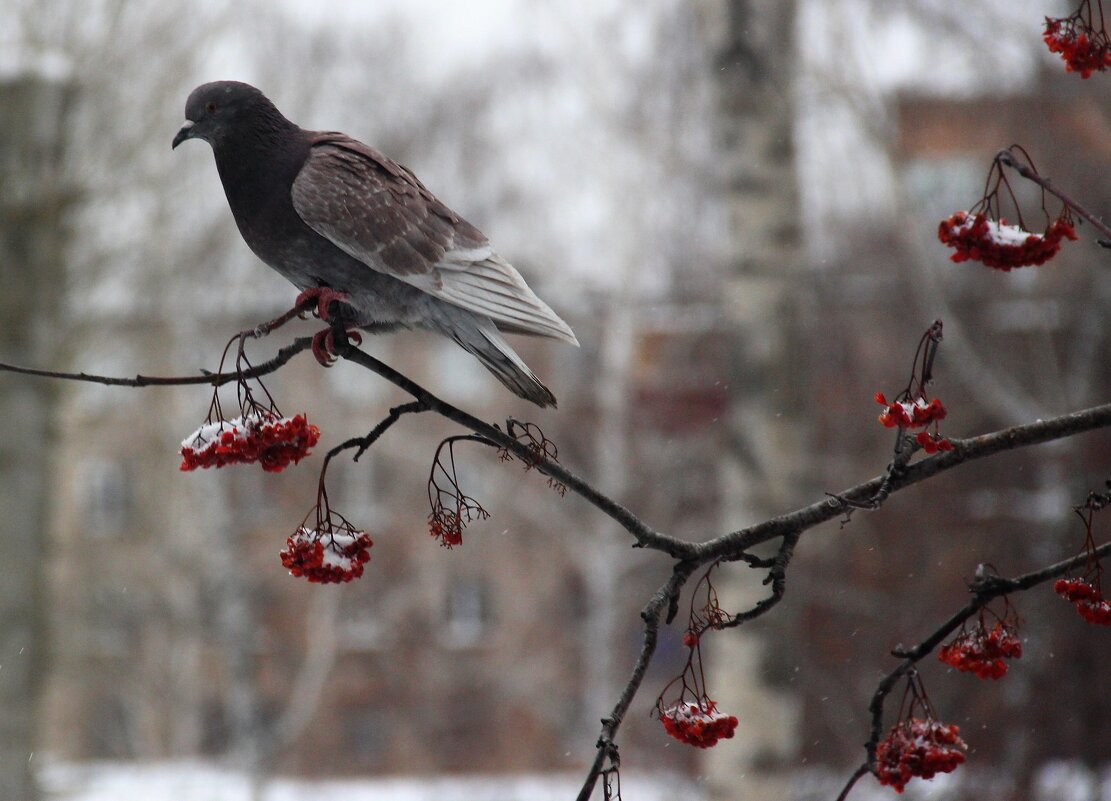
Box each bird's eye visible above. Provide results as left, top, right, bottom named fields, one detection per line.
left=205, top=101, right=217, bottom=114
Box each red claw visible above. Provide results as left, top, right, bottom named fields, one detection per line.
left=310, top=325, right=363, bottom=367
left=311, top=329, right=338, bottom=367
left=295, top=287, right=351, bottom=321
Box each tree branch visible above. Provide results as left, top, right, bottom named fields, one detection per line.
left=575, top=560, right=699, bottom=801
left=720, top=529, right=801, bottom=628
left=0, top=337, right=313, bottom=387
left=997, top=147, right=1111, bottom=246
left=697, top=401, right=1111, bottom=561
left=838, top=538, right=1111, bottom=801
left=332, top=340, right=695, bottom=559
left=10, top=321, right=1111, bottom=800
left=323, top=401, right=429, bottom=463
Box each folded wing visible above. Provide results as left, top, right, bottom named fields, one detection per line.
left=291, top=134, right=578, bottom=345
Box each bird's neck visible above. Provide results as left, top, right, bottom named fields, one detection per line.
left=212, top=120, right=310, bottom=210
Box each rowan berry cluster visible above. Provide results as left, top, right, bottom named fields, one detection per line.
left=875, top=394, right=947, bottom=429
left=873, top=322, right=956, bottom=456
left=1054, top=500, right=1111, bottom=624
left=427, top=437, right=490, bottom=548
left=1055, top=578, right=1111, bottom=625
left=875, top=718, right=967, bottom=793
left=180, top=413, right=320, bottom=472
left=280, top=526, right=372, bottom=583
left=659, top=701, right=739, bottom=749
left=1044, top=5, right=1111, bottom=78
left=938, top=622, right=1023, bottom=679
left=937, top=211, right=1077, bottom=271
left=874, top=394, right=953, bottom=453
left=428, top=509, right=467, bottom=548
left=654, top=563, right=737, bottom=749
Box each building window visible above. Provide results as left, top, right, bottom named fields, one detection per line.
left=78, top=457, right=133, bottom=537
left=441, top=578, right=492, bottom=649
left=338, top=594, right=385, bottom=651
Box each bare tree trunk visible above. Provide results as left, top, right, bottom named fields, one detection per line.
left=0, top=75, right=73, bottom=801
left=705, top=1, right=806, bottom=797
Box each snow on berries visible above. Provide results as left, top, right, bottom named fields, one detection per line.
left=280, top=451, right=374, bottom=583
left=1045, top=3, right=1111, bottom=78
left=938, top=211, right=1077, bottom=271
left=1055, top=578, right=1111, bottom=625
left=180, top=412, right=320, bottom=472
left=873, top=322, right=954, bottom=454
left=280, top=526, right=372, bottom=583
left=659, top=701, right=739, bottom=749
left=653, top=563, right=737, bottom=749
left=938, top=147, right=1080, bottom=272
left=875, top=394, right=948, bottom=430
left=874, top=393, right=953, bottom=453
left=181, top=333, right=321, bottom=472
left=875, top=718, right=967, bottom=793
left=938, top=621, right=1023, bottom=679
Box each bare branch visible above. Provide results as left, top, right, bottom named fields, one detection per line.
left=323, top=401, right=429, bottom=463
left=997, top=147, right=1111, bottom=247
left=698, top=401, right=1111, bottom=560
left=331, top=337, right=693, bottom=559
left=0, top=337, right=313, bottom=387
left=576, top=560, right=699, bottom=801
left=838, top=538, right=1111, bottom=800
left=720, top=529, right=801, bottom=628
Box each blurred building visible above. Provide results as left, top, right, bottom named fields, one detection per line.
left=21, top=2, right=1111, bottom=801
left=39, top=290, right=743, bottom=783
left=749, top=12, right=1111, bottom=801
left=34, top=1, right=746, bottom=784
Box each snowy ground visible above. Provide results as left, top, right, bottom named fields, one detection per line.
left=38, top=759, right=1111, bottom=801
left=40, top=761, right=703, bottom=801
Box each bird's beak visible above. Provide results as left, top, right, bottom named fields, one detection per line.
left=172, top=120, right=196, bottom=150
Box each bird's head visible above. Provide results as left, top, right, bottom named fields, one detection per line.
left=172, top=81, right=289, bottom=151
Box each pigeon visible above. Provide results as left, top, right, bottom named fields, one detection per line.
left=173, top=80, right=577, bottom=407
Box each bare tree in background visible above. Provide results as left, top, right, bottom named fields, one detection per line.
left=9, top=3, right=1111, bottom=801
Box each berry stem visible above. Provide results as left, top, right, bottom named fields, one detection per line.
left=997, top=147, right=1111, bottom=246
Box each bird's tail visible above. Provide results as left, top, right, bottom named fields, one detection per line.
left=449, top=321, right=558, bottom=408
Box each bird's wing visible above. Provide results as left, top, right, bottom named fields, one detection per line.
left=291, top=133, right=577, bottom=345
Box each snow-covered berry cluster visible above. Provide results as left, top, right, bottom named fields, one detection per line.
left=180, top=413, right=320, bottom=472
left=875, top=393, right=954, bottom=453
left=1045, top=15, right=1111, bottom=78
left=938, top=622, right=1023, bottom=679
left=1055, top=578, right=1111, bottom=625
left=659, top=701, right=739, bottom=749
left=875, top=718, right=967, bottom=793
left=875, top=394, right=947, bottom=429
left=937, top=211, right=1077, bottom=270
left=280, top=526, right=373, bottom=583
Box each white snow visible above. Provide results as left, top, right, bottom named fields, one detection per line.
left=947, top=214, right=1037, bottom=247
left=39, top=760, right=703, bottom=801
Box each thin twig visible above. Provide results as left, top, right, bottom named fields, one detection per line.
left=700, top=402, right=1111, bottom=561
left=332, top=340, right=691, bottom=559
left=997, top=147, right=1111, bottom=245
left=835, top=765, right=871, bottom=801
left=838, top=539, right=1111, bottom=801
left=320, top=401, right=429, bottom=463
left=0, top=337, right=313, bottom=387
left=575, top=561, right=699, bottom=801
left=720, top=529, right=801, bottom=628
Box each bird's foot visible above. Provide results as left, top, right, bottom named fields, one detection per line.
left=311, top=324, right=364, bottom=367
left=295, top=287, right=351, bottom=322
